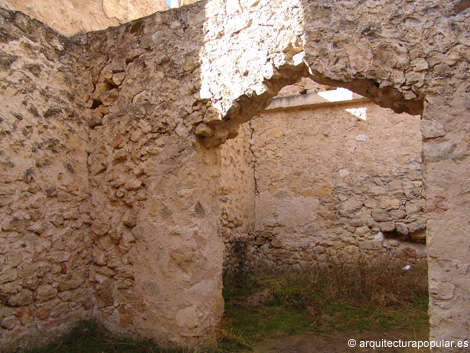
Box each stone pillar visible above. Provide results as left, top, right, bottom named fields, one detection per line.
left=423, top=83, right=470, bottom=350
left=129, top=145, right=225, bottom=346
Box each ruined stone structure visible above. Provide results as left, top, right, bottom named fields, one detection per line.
left=241, top=85, right=426, bottom=269
left=1, top=0, right=470, bottom=352
left=219, top=82, right=427, bottom=273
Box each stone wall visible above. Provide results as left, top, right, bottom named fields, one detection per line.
left=1, top=2, right=225, bottom=350
left=248, top=93, right=425, bottom=269
left=73, top=3, right=224, bottom=346
left=0, top=0, right=170, bottom=36
left=1, top=0, right=470, bottom=351
left=0, top=9, right=92, bottom=350
left=219, top=124, right=255, bottom=274
left=198, top=1, right=470, bottom=347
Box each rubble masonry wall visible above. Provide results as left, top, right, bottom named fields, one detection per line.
left=0, top=9, right=93, bottom=350
left=248, top=100, right=426, bottom=268
left=1, top=1, right=470, bottom=351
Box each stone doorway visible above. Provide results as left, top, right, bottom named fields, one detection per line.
left=220, top=77, right=427, bottom=277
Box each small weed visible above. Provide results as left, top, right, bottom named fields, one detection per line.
left=195, top=329, right=252, bottom=353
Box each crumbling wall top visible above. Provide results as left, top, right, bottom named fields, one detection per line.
left=0, top=0, right=170, bottom=36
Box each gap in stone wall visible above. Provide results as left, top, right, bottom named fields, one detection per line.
left=222, top=77, right=427, bottom=274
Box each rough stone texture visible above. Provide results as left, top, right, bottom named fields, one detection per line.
left=246, top=98, right=426, bottom=269
left=219, top=124, right=255, bottom=273
left=197, top=2, right=470, bottom=349
left=0, top=9, right=93, bottom=351
left=0, top=0, right=470, bottom=351
left=74, top=2, right=224, bottom=347
left=276, top=77, right=326, bottom=97
left=0, top=0, right=170, bottom=36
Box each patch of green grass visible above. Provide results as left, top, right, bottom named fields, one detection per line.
left=315, top=301, right=428, bottom=333
left=25, top=320, right=179, bottom=353
left=25, top=320, right=250, bottom=353
left=222, top=258, right=429, bottom=347
left=224, top=304, right=311, bottom=341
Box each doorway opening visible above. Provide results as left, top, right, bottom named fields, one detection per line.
left=220, top=77, right=429, bottom=351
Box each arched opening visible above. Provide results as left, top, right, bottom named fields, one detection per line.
left=218, top=77, right=429, bottom=348
left=215, top=73, right=426, bottom=267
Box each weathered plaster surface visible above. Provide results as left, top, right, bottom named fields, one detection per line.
left=0, top=0, right=470, bottom=351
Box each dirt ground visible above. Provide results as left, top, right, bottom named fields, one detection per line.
left=248, top=330, right=430, bottom=353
